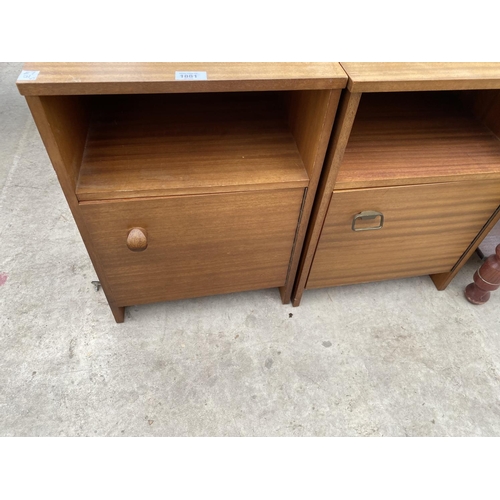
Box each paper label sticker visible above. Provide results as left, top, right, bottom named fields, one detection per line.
left=175, top=71, right=207, bottom=81
left=18, top=70, right=40, bottom=81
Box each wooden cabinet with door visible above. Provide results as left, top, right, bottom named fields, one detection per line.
left=17, top=63, right=347, bottom=322
left=292, top=63, right=500, bottom=305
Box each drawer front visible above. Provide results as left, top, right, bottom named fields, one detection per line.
left=307, top=180, right=500, bottom=288
left=81, top=189, right=304, bottom=306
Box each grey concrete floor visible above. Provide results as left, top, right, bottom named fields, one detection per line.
left=1, top=62, right=499, bottom=437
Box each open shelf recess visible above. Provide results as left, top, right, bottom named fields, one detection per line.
left=76, top=92, right=309, bottom=201
left=336, top=92, right=500, bottom=190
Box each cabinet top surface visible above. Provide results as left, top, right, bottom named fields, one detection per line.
left=17, top=62, right=347, bottom=95
left=341, top=63, right=500, bottom=92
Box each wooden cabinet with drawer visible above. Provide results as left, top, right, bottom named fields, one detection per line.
left=293, top=63, right=500, bottom=305
left=17, top=63, right=347, bottom=322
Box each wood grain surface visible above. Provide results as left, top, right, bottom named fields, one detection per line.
left=20, top=63, right=347, bottom=320
left=307, top=180, right=500, bottom=289
left=33, top=96, right=89, bottom=192
left=341, top=63, right=500, bottom=93
left=17, top=63, right=347, bottom=95
left=80, top=189, right=304, bottom=306
left=336, top=92, right=500, bottom=190
left=76, top=93, right=309, bottom=201
left=291, top=90, right=362, bottom=306
left=431, top=205, right=500, bottom=290
left=458, top=89, right=500, bottom=139
left=286, top=90, right=336, bottom=179
left=279, top=89, right=341, bottom=303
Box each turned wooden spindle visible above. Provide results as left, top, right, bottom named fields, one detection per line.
left=465, top=244, right=500, bottom=305
left=126, top=227, right=148, bottom=252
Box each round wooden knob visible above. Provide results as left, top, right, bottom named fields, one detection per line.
left=127, top=228, right=148, bottom=252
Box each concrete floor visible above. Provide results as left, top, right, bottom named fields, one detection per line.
left=1, top=62, right=499, bottom=437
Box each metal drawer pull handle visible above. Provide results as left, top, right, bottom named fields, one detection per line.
left=352, top=211, right=384, bottom=231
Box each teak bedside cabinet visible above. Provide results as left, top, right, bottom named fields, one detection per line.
left=292, top=63, right=500, bottom=306
left=17, top=63, right=347, bottom=322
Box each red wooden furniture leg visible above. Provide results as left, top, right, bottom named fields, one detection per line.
left=465, top=244, right=500, bottom=305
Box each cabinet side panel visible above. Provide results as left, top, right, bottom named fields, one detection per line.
left=280, top=89, right=341, bottom=303
left=291, top=90, right=362, bottom=306
left=25, top=96, right=123, bottom=321
left=458, top=89, right=500, bottom=139
left=286, top=90, right=337, bottom=179
left=32, top=96, right=89, bottom=192
left=431, top=205, right=500, bottom=290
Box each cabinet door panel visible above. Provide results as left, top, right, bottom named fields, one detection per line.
left=81, top=189, right=304, bottom=306
left=307, top=180, right=500, bottom=288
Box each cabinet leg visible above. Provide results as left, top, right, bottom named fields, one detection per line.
left=465, top=244, right=500, bottom=305
left=291, top=287, right=304, bottom=307
left=279, top=285, right=291, bottom=305
left=110, top=304, right=125, bottom=323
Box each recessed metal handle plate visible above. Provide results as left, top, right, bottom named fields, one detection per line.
left=352, top=210, right=384, bottom=231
